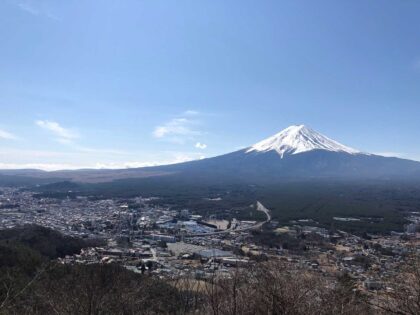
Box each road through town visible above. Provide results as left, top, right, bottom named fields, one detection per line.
left=185, top=201, right=271, bottom=237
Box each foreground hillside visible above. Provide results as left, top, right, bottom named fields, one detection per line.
left=0, top=225, right=418, bottom=315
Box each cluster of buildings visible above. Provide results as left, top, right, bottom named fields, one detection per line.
left=256, top=223, right=419, bottom=291
left=0, top=187, right=419, bottom=290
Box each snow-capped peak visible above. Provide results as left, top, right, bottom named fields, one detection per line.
left=246, top=125, right=361, bottom=158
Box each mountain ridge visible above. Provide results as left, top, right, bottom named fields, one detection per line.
left=0, top=125, right=419, bottom=184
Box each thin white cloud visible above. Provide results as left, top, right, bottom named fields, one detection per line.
left=0, top=129, right=18, bottom=140
left=36, top=120, right=79, bottom=143
left=184, top=110, right=199, bottom=116
left=17, top=2, right=38, bottom=15
left=15, top=0, right=59, bottom=20
left=195, top=142, right=207, bottom=149
left=35, top=121, right=130, bottom=154
left=153, top=117, right=202, bottom=143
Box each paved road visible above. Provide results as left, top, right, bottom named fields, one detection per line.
left=185, top=201, right=271, bottom=237
left=256, top=201, right=271, bottom=222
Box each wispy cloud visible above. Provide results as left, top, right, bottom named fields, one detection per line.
left=14, top=0, right=59, bottom=20
left=0, top=129, right=18, bottom=140
left=17, top=2, right=38, bottom=15
left=34, top=120, right=138, bottom=158
left=153, top=114, right=203, bottom=144
left=36, top=120, right=79, bottom=143
left=195, top=142, right=207, bottom=149
left=183, top=110, right=200, bottom=116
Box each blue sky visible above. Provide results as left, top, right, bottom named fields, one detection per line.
left=1, top=0, right=420, bottom=170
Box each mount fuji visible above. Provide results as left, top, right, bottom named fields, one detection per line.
left=142, top=124, right=420, bottom=183
left=246, top=125, right=361, bottom=157
left=1, top=125, right=420, bottom=184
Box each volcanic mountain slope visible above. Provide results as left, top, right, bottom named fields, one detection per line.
left=1, top=125, right=420, bottom=184
left=147, top=125, right=420, bottom=182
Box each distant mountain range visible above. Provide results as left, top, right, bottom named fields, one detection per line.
left=1, top=125, right=420, bottom=184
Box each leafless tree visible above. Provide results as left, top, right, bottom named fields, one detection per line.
left=373, top=253, right=420, bottom=315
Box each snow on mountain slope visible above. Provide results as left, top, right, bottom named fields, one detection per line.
left=246, top=125, right=362, bottom=158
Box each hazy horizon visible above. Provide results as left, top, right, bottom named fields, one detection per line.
left=1, top=0, right=420, bottom=170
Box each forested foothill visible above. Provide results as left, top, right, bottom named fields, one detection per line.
left=0, top=225, right=419, bottom=315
